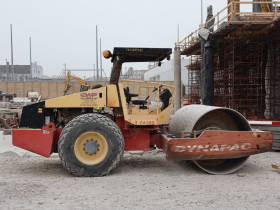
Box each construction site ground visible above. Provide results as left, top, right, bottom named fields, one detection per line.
left=0, top=132, right=280, bottom=210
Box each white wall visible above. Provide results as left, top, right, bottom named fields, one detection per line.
left=31, top=62, right=43, bottom=78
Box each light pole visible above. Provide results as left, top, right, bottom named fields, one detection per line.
left=201, top=0, right=203, bottom=26
left=10, top=24, right=14, bottom=81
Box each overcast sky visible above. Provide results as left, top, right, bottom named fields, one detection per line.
left=0, top=0, right=251, bottom=78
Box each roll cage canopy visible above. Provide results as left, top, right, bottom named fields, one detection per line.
left=109, top=47, right=172, bottom=83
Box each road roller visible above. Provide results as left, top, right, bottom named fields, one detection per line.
left=11, top=47, right=273, bottom=176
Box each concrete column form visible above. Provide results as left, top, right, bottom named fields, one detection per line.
left=174, top=50, right=181, bottom=113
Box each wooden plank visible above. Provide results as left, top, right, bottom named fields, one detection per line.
left=162, top=131, right=273, bottom=161
left=272, top=164, right=280, bottom=173
left=272, top=164, right=279, bottom=169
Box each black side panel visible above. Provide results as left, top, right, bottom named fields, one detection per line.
left=200, top=33, right=215, bottom=106
left=19, top=101, right=45, bottom=128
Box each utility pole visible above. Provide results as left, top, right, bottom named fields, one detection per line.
left=100, top=38, right=102, bottom=81
left=10, top=24, right=14, bottom=81
left=30, top=37, right=32, bottom=78
left=96, top=25, right=99, bottom=81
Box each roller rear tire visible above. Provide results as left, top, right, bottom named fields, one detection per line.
left=58, top=113, right=124, bottom=177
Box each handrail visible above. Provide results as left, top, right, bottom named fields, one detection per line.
left=175, top=1, right=279, bottom=51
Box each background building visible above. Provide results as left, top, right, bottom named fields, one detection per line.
left=122, top=67, right=148, bottom=80
left=144, top=58, right=189, bottom=93
left=0, top=62, right=43, bottom=81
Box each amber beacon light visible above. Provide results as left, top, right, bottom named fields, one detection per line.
left=102, top=50, right=112, bottom=59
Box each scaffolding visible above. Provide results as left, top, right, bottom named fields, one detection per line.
left=181, top=1, right=280, bottom=120
left=188, top=55, right=201, bottom=104
left=188, top=36, right=280, bottom=120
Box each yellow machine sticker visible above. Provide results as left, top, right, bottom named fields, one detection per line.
left=80, top=93, right=99, bottom=106
left=38, top=108, right=42, bottom=113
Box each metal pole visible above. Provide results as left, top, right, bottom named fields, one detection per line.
left=10, top=24, right=14, bottom=81
left=201, top=0, right=203, bottom=26
left=100, top=38, right=102, bottom=80
left=30, top=37, right=32, bottom=78
left=96, top=25, right=99, bottom=81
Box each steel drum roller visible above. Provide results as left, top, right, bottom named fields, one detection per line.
left=169, top=105, right=251, bottom=174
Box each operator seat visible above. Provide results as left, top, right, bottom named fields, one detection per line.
left=124, top=87, right=147, bottom=105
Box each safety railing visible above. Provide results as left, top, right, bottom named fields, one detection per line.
left=175, top=1, right=280, bottom=51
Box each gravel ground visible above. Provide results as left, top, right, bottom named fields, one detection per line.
left=0, top=148, right=279, bottom=210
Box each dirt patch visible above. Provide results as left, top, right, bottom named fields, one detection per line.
left=0, top=151, right=279, bottom=209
